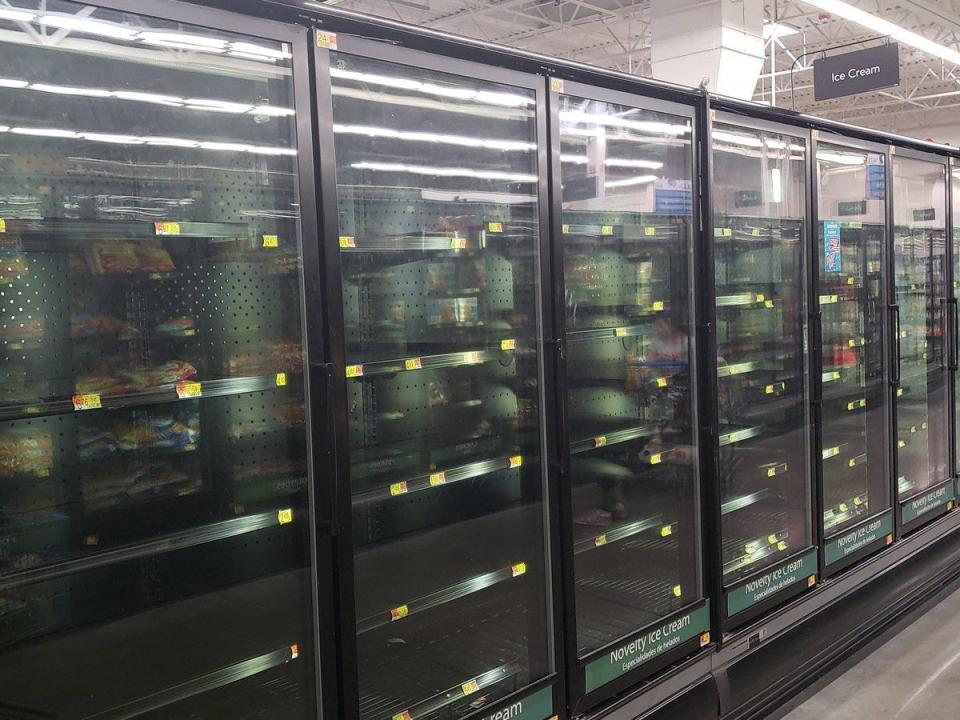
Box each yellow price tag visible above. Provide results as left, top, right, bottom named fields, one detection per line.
left=847, top=277, right=855, bottom=285
left=660, top=525, right=673, bottom=537
left=0, top=218, right=6, bottom=233
left=756, top=294, right=765, bottom=302
left=752, top=227, right=761, bottom=236
left=277, top=508, right=293, bottom=525
left=765, top=300, right=775, bottom=308
left=390, top=605, right=409, bottom=621
left=275, top=372, right=287, bottom=387
left=651, top=300, right=665, bottom=311
left=615, top=327, right=628, bottom=337
left=508, top=455, right=523, bottom=468
left=768, top=534, right=777, bottom=544
left=897, top=387, right=904, bottom=396
left=854, top=496, right=862, bottom=506
left=461, top=680, right=480, bottom=696
left=839, top=503, right=848, bottom=512
left=463, top=351, right=480, bottom=363
left=390, top=482, right=408, bottom=496
left=72, top=393, right=101, bottom=411
left=922, top=422, right=928, bottom=430
left=699, top=632, right=711, bottom=647
left=549, top=78, right=564, bottom=93
left=176, top=381, right=202, bottom=399
left=450, top=237, right=468, bottom=249
left=656, top=377, right=668, bottom=388
left=262, top=234, right=279, bottom=248
left=672, top=585, right=682, bottom=597
left=823, top=446, right=840, bottom=459
left=404, top=358, right=422, bottom=371
left=600, top=225, right=614, bottom=236
left=649, top=453, right=663, bottom=464
left=487, top=222, right=503, bottom=233
left=594, top=436, right=607, bottom=447
left=315, top=30, right=338, bottom=48
left=511, top=562, right=527, bottom=577
left=767, top=467, right=777, bottom=477
left=594, top=534, right=607, bottom=547
left=338, top=235, right=356, bottom=248
left=645, top=226, right=656, bottom=236
left=778, top=541, right=788, bottom=551
left=429, top=471, right=446, bottom=486
left=500, top=338, right=516, bottom=350
left=807, top=575, right=817, bottom=587
left=898, top=440, right=906, bottom=448
left=345, top=364, right=364, bottom=378
left=154, top=221, right=181, bottom=235
left=562, top=224, right=570, bottom=234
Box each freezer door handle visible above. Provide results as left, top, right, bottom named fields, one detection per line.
left=950, top=298, right=959, bottom=371
left=812, top=310, right=823, bottom=405
left=890, top=304, right=901, bottom=386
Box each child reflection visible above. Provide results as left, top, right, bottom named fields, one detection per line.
left=574, top=317, right=692, bottom=529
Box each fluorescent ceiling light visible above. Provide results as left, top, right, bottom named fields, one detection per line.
left=11, top=126, right=78, bottom=137
left=333, top=123, right=535, bottom=151
left=0, top=78, right=27, bottom=88
left=330, top=67, right=533, bottom=108
left=560, top=153, right=664, bottom=169
left=351, top=160, right=536, bottom=183
left=605, top=174, right=658, bottom=188
left=82, top=132, right=144, bottom=144
left=799, top=0, right=960, bottom=66
left=560, top=110, right=689, bottom=136
left=763, top=22, right=799, bottom=40
left=31, top=83, right=111, bottom=97
left=817, top=150, right=865, bottom=165
left=185, top=99, right=253, bottom=113
left=0, top=8, right=34, bottom=21
left=139, top=31, right=227, bottom=49
left=231, top=42, right=291, bottom=59
left=254, top=105, right=297, bottom=117
left=39, top=15, right=138, bottom=40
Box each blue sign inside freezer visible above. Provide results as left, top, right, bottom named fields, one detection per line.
left=823, top=221, right=842, bottom=273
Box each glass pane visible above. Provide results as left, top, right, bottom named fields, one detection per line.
left=816, top=144, right=889, bottom=534
left=557, top=94, right=699, bottom=657
left=712, top=124, right=811, bottom=582
left=329, top=53, right=551, bottom=720
left=0, top=2, right=317, bottom=717
left=954, top=165, right=960, bottom=476
left=892, top=155, right=949, bottom=500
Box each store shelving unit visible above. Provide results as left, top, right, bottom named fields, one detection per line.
left=813, top=137, right=893, bottom=574
left=316, top=37, right=557, bottom=720
left=0, top=3, right=320, bottom=718
left=710, top=118, right=817, bottom=628
left=890, top=150, right=953, bottom=534
left=547, top=79, right=707, bottom=711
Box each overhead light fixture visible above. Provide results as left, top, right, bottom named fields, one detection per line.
left=330, top=68, right=534, bottom=108
left=560, top=154, right=664, bottom=169
left=799, top=0, right=960, bottom=66
left=817, top=150, right=865, bottom=165
left=139, top=31, right=227, bottom=49
left=351, top=160, right=537, bottom=183
left=39, top=14, right=139, bottom=40
left=560, top=110, right=690, bottom=136
left=605, top=174, right=658, bottom=188
left=763, top=22, right=799, bottom=40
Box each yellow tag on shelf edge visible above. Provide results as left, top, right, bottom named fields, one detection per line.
left=346, top=364, right=364, bottom=378
left=154, top=221, right=180, bottom=235
left=511, top=562, right=527, bottom=577
left=176, top=381, right=202, bottom=399
left=390, top=604, right=409, bottom=621
left=0, top=218, right=6, bottom=233
left=275, top=372, right=287, bottom=387
left=390, top=481, right=408, bottom=496
left=429, top=471, right=446, bottom=486
left=487, top=221, right=503, bottom=233
left=72, top=393, right=101, bottom=411
left=262, top=234, right=279, bottom=248
left=277, top=508, right=293, bottom=525
left=404, top=358, right=422, bottom=371
left=315, top=30, right=338, bottom=49
left=461, top=680, right=480, bottom=696
left=338, top=235, right=356, bottom=248
left=508, top=455, right=523, bottom=468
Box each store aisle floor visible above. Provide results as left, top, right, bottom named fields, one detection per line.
left=779, top=587, right=960, bottom=720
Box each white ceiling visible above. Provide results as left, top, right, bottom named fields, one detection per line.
left=312, top=0, right=960, bottom=143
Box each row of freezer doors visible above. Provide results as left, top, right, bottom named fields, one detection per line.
left=0, top=3, right=959, bottom=720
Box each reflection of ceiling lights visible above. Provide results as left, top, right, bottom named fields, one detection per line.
left=0, top=77, right=294, bottom=116
left=333, top=123, right=535, bottom=151
left=817, top=150, right=865, bottom=165
left=714, top=129, right=804, bottom=152
left=605, top=174, right=658, bottom=188
left=560, top=110, right=690, bottom=136
left=560, top=153, right=664, bottom=169
left=0, top=10, right=292, bottom=62
left=331, top=68, right=534, bottom=108
left=799, top=0, right=960, bottom=66
left=0, top=122, right=297, bottom=155
left=351, top=160, right=536, bottom=183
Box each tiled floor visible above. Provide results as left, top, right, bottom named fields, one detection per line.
left=781, top=587, right=960, bottom=719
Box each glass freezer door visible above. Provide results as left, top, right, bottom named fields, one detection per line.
left=554, top=87, right=704, bottom=689
left=953, top=161, right=960, bottom=482
left=712, top=121, right=815, bottom=619
left=0, top=3, right=319, bottom=718
left=324, top=48, right=553, bottom=720
left=891, top=153, right=951, bottom=526
left=815, top=142, right=891, bottom=564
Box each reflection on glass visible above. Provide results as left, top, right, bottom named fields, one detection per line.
left=816, top=145, right=889, bottom=535
left=330, top=53, right=551, bottom=720
left=891, top=154, right=949, bottom=500
left=712, top=123, right=811, bottom=582
left=954, top=166, right=960, bottom=476
left=0, top=2, right=316, bottom=717
left=557, top=94, right=699, bottom=656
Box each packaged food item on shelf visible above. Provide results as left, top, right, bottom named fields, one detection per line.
left=121, top=360, right=197, bottom=390
left=75, top=374, right=129, bottom=396
left=77, top=426, right=118, bottom=461
left=133, top=241, right=175, bottom=273
left=70, top=314, right=137, bottom=340
left=0, top=427, right=53, bottom=478
left=115, top=413, right=199, bottom=451
left=155, top=316, right=196, bottom=337
left=89, top=241, right=139, bottom=274
left=82, top=462, right=199, bottom=510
